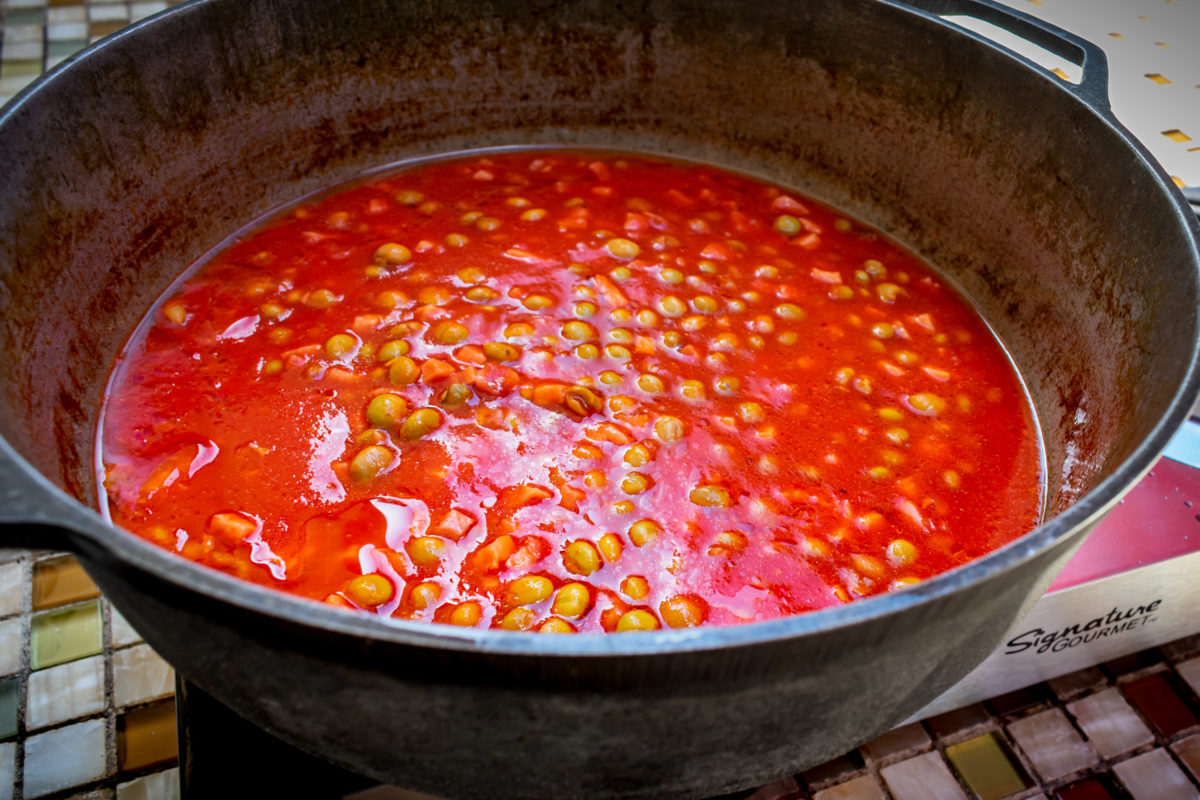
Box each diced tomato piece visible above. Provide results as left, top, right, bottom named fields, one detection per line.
left=498, top=484, right=554, bottom=509
left=430, top=509, right=477, bottom=541
left=506, top=535, right=549, bottom=569
left=472, top=535, right=516, bottom=572
left=420, top=357, right=456, bottom=383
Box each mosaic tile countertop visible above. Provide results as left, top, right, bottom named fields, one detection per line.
left=2, top=0, right=1199, bottom=799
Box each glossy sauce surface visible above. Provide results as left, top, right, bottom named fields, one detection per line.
left=98, top=150, right=1043, bottom=633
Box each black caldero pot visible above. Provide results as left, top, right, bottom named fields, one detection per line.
left=1, top=0, right=1197, bottom=797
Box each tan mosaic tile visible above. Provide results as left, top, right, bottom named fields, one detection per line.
left=0, top=616, right=26, bottom=677
left=0, top=561, right=22, bottom=617
left=1179, top=656, right=1200, bottom=698
left=880, top=752, right=968, bottom=800
left=109, top=603, right=143, bottom=648
left=1112, top=747, right=1200, bottom=800
left=112, top=643, right=173, bottom=708
left=1067, top=687, right=1155, bottom=759
left=1008, top=708, right=1099, bottom=782
left=115, top=768, right=179, bottom=800
left=813, top=775, right=888, bottom=800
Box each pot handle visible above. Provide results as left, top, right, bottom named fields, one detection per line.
left=889, top=0, right=1111, bottom=113
left=0, top=440, right=96, bottom=552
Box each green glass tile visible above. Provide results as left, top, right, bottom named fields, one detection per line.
left=46, top=39, right=87, bottom=58
left=30, top=599, right=102, bottom=670
left=946, top=732, right=1030, bottom=800
left=2, top=9, right=46, bottom=25
left=0, top=676, right=17, bottom=740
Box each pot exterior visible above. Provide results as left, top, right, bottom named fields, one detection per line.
left=1, top=0, right=1197, bottom=797
left=84, top=523, right=1088, bottom=799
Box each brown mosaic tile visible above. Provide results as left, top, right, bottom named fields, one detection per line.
left=117, top=697, right=177, bottom=773
left=1103, top=649, right=1163, bottom=678
left=1052, top=775, right=1123, bottom=800
left=32, top=555, right=99, bottom=611
left=1049, top=668, right=1108, bottom=702
left=801, top=751, right=864, bottom=790
left=745, top=776, right=802, bottom=800
left=87, top=18, right=123, bottom=38
left=987, top=683, right=1054, bottom=717
left=860, top=722, right=931, bottom=764
left=926, top=703, right=992, bottom=739
left=1174, top=733, right=1200, bottom=783
left=1122, top=672, right=1200, bottom=739
left=1178, top=657, right=1200, bottom=699
left=1161, top=633, right=1200, bottom=663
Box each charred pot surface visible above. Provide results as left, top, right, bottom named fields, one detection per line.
left=0, top=0, right=1197, bottom=797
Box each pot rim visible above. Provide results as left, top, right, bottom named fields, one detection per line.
left=3, top=0, right=1200, bottom=659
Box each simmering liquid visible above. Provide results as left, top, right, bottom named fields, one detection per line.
left=97, top=149, right=1043, bottom=633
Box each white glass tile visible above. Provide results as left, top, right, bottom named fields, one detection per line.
left=109, top=604, right=143, bottom=648
left=46, top=6, right=88, bottom=24
left=0, top=560, right=22, bottom=617
left=113, top=643, right=174, bottom=708
left=0, top=616, right=24, bottom=677
left=24, top=718, right=109, bottom=798
left=1067, top=687, right=1155, bottom=759
left=87, top=4, right=130, bottom=22
left=1, top=39, right=42, bottom=60
left=26, top=654, right=106, bottom=730
left=46, top=22, right=88, bottom=40
left=0, top=741, right=14, bottom=800
left=880, top=752, right=968, bottom=800
left=2, top=23, right=42, bottom=44
left=116, top=767, right=180, bottom=800
left=1007, top=708, right=1098, bottom=781
left=1113, top=748, right=1200, bottom=800
left=129, top=2, right=167, bottom=21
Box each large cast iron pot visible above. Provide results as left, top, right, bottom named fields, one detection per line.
left=1, top=0, right=1198, bottom=797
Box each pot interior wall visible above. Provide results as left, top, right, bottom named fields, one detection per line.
left=0, top=1, right=1194, bottom=535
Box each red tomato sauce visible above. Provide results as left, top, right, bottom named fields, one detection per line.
left=97, top=150, right=1043, bottom=633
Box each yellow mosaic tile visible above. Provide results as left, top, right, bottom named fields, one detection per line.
left=30, top=599, right=101, bottom=670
